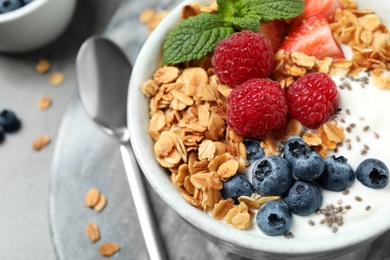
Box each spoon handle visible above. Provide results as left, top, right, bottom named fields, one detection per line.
left=120, top=143, right=168, bottom=260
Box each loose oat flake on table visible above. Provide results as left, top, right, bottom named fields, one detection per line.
left=139, top=0, right=390, bottom=236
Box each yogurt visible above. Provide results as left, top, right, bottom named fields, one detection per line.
left=275, top=74, right=390, bottom=238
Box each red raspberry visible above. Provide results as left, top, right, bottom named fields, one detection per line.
left=227, top=78, right=287, bottom=139
left=286, top=72, right=339, bottom=129
left=211, top=31, right=275, bottom=88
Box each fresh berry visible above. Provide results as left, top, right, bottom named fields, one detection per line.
left=211, top=30, right=275, bottom=88
left=258, top=20, right=287, bottom=54
left=289, top=0, right=344, bottom=30
left=286, top=72, right=339, bottom=129
left=227, top=78, right=287, bottom=139
left=356, top=158, right=389, bottom=189
left=281, top=14, right=344, bottom=60
left=0, top=126, right=4, bottom=143
left=0, top=0, right=22, bottom=13
left=0, top=109, right=21, bottom=132
left=243, top=139, right=264, bottom=161
left=292, top=151, right=325, bottom=181
left=252, top=156, right=292, bottom=196
left=317, top=155, right=355, bottom=191
left=256, top=200, right=292, bottom=236
left=221, top=174, right=255, bottom=204
left=283, top=138, right=312, bottom=166
left=283, top=180, right=322, bottom=216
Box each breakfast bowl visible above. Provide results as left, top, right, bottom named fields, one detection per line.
left=0, top=0, right=76, bottom=53
left=128, top=0, right=390, bottom=258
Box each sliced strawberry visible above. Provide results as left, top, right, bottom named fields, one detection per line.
left=258, top=20, right=287, bottom=54
left=290, top=0, right=344, bottom=29
left=281, top=14, right=344, bottom=60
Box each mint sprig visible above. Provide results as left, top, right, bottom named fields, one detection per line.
left=163, top=0, right=304, bottom=65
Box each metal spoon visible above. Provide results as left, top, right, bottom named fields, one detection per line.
left=76, top=35, right=168, bottom=260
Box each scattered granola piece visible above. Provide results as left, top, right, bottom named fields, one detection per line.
left=84, top=188, right=100, bottom=208
left=99, top=242, right=120, bottom=257
left=32, top=135, right=51, bottom=151
left=85, top=222, right=100, bottom=243
left=94, top=193, right=107, bottom=212
left=49, top=72, right=65, bottom=86
left=35, top=58, right=51, bottom=74
left=37, top=96, right=52, bottom=110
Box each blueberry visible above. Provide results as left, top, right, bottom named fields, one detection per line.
left=243, top=139, right=264, bottom=161
left=0, top=126, right=4, bottom=143
left=283, top=180, right=322, bottom=216
left=0, top=109, right=21, bottom=132
left=252, top=156, right=292, bottom=196
left=21, top=0, right=33, bottom=4
left=0, top=0, right=22, bottom=14
left=256, top=200, right=292, bottom=236
left=356, top=158, right=389, bottom=189
left=221, top=174, right=255, bottom=204
left=283, top=138, right=312, bottom=166
left=317, top=155, right=355, bottom=192
left=292, top=151, right=325, bottom=181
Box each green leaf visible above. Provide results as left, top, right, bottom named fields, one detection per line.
left=248, top=0, right=305, bottom=22
left=224, top=16, right=260, bottom=32
left=163, top=13, right=234, bottom=65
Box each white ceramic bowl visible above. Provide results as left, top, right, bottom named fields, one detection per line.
left=128, top=0, right=390, bottom=258
left=0, top=0, right=76, bottom=53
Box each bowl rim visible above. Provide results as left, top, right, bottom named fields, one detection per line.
left=0, top=0, right=48, bottom=23
left=128, top=0, right=390, bottom=257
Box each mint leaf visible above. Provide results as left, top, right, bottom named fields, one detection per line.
left=163, top=13, right=234, bottom=65
left=224, top=16, right=260, bottom=32
left=218, top=0, right=261, bottom=31
left=248, top=0, right=304, bottom=22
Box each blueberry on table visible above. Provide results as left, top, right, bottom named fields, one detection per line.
left=0, top=109, right=21, bottom=132
left=283, top=180, right=322, bottom=216
left=243, top=139, right=264, bottom=161
left=0, top=0, right=22, bottom=14
left=256, top=200, right=292, bottom=236
left=317, top=155, right=355, bottom=192
left=356, top=158, right=389, bottom=189
left=221, top=174, right=255, bottom=204
left=283, top=138, right=312, bottom=165
left=0, top=126, right=4, bottom=143
left=292, top=151, right=325, bottom=181
left=252, top=156, right=292, bottom=196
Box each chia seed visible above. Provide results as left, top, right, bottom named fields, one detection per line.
left=308, top=220, right=315, bottom=226
left=331, top=226, right=338, bottom=233
left=366, top=205, right=371, bottom=211
left=342, top=189, right=350, bottom=195
left=284, top=231, right=294, bottom=239
left=355, top=196, right=363, bottom=202
left=363, top=125, right=370, bottom=131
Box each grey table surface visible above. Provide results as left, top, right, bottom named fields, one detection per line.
left=0, top=0, right=390, bottom=259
